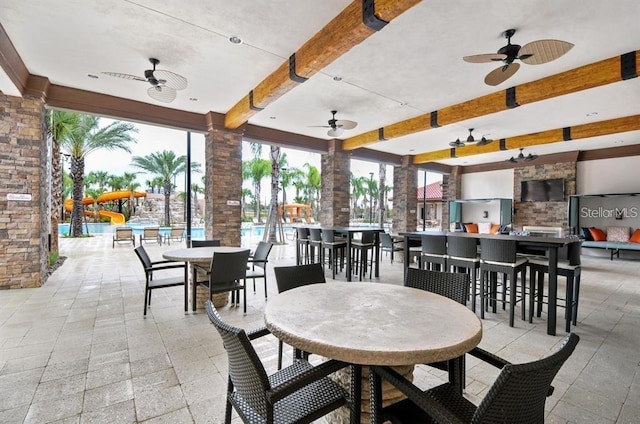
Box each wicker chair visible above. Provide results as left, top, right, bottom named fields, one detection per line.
left=405, top=268, right=470, bottom=389
left=370, top=333, right=580, bottom=424
left=273, top=263, right=326, bottom=370
left=446, top=236, right=481, bottom=312
left=193, top=249, right=250, bottom=313
left=205, top=301, right=361, bottom=424
left=527, top=241, right=582, bottom=332
left=246, top=241, right=273, bottom=299
left=134, top=246, right=187, bottom=316
left=321, top=230, right=347, bottom=279
left=479, top=238, right=528, bottom=327
left=380, top=232, right=403, bottom=263
left=191, top=239, right=221, bottom=247
left=420, top=234, right=448, bottom=271
left=350, top=230, right=375, bottom=280
left=296, top=227, right=311, bottom=264
left=308, top=228, right=323, bottom=264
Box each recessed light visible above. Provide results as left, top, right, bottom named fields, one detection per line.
left=333, top=76, right=342, bottom=82
left=409, top=149, right=415, bottom=152
left=399, top=101, right=408, bottom=106
left=87, top=74, right=99, bottom=79
left=614, top=140, right=624, bottom=144
left=189, top=97, right=198, bottom=101
left=269, top=116, right=276, bottom=120
left=229, top=36, right=242, bottom=45
left=586, top=112, right=598, bottom=116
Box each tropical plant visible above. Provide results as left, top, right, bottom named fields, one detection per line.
left=57, top=113, right=137, bottom=236
left=242, top=157, right=271, bottom=221
left=303, top=163, right=321, bottom=218
left=350, top=173, right=367, bottom=219
left=131, top=150, right=201, bottom=226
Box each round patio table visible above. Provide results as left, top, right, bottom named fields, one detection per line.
left=163, top=246, right=248, bottom=311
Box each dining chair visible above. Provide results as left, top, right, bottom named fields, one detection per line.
left=295, top=227, right=310, bottom=264
left=479, top=238, right=528, bottom=327
left=369, top=333, right=580, bottom=424
left=379, top=232, right=403, bottom=263
left=205, top=300, right=360, bottom=424
left=112, top=227, right=135, bottom=248
left=308, top=228, right=323, bottom=264
left=246, top=241, right=273, bottom=299
left=321, top=229, right=347, bottom=279
left=273, top=263, right=326, bottom=370
left=350, top=230, right=375, bottom=280
left=193, top=249, right=250, bottom=313
left=420, top=234, right=448, bottom=271
left=189, top=239, right=222, bottom=292
left=527, top=240, right=582, bottom=332
left=446, top=236, right=481, bottom=312
left=405, top=267, right=470, bottom=389
left=134, top=246, right=187, bottom=316
left=190, top=239, right=221, bottom=247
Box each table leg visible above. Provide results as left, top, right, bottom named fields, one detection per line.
left=346, top=233, right=353, bottom=282
left=403, top=236, right=409, bottom=282
left=374, top=232, right=380, bottom=278
left=547, top=247, right=558, bottom=336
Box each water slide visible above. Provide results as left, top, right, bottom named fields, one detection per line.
left=64, top=190, right=146, bottom=225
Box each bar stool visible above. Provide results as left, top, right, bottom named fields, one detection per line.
left=308, top=228, right=322, bottom=264
left=321, top=230, right=347, bottom=279
left=420, top=234, right=448, bottom=271
left=479, top=238, right=528, bottom=327
left=447, top=236, right=481, bottom=312
left=295, top=227, right=310, bottom=264
left=527, top=241, right=582, bottom=332
left=350, top=230, right=375, bottom=280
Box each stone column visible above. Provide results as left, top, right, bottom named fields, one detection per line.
left=441, top=166, right=462, bottom=231
left=320, top=139, right=350, bottom=227
left=204, top=122, right=243, bottom=247
left=392, top=156, right=417, bottom=233
left=0, top=93, right=48, bottom=288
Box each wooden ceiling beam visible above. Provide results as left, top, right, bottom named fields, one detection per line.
left=0, top=22, right=29, bottom=95
left=413, top=114, right=640, bottom=163
left=343, top=50, right=639, bottom=150
left=224, top=0, right=421, bottom=129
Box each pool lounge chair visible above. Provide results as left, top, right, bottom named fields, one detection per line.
left=112, top=227, right=135, bottom=248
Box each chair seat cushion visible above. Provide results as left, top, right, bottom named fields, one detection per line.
left=448, top=255, right=480, bottom=262
left=246, top=269, right=265, bottom=278
left=482, top=258, right=527, bottom=267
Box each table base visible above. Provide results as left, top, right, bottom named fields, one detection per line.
left=194, top=285, right=229, bottom=309
left=328, top=365, right=413, bottom=424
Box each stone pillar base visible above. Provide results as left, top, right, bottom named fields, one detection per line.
left=194, top=284, right=229, bottom=309
left=328, top=365, right=413, bottom=423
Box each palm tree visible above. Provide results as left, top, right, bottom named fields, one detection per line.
left=242, top=157, right=271, bottom=222
left=303, top=163, right=321, bottom=219
left=130, top=150, right=201, bottom=226
left=58, top=113, right=137, bottom=236
left=241, top=188, right=252, bottom=220
left=350, top=173, right=367, bottom=220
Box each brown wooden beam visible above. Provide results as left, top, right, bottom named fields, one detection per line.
left=578, top=143, right=640, bottom=161
left=414, top=114, right=640, bottom=164
left=343, top=51, right=639, bottom=151
left=224, top=0, right=421, bottom=129
left=0, top=22, right=29, bottom=94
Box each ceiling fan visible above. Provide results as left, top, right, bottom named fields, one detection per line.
left=310, top=110, right=358, bottom=137
left=508, top=148, right=538, bottom=163
left=102, top=58, right=188, bottom=103
left=463, top=29, right=574, bottom=86
left=448, top=128, right=493, bottom=148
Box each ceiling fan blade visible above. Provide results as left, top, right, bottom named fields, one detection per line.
left=153, top=70, right=188, bottom=90
left=448, top=139, right=465, bottom=148
left=308, top=125, right=332, bottom=128
left=484, top=62, right=520, bottom=86
left=327, top=127, right=344, bottom=137
left=147, top=85, right=177, bottom=103
left=101, top=72, right=146, bottom=82
left=463, top=53, right=507, bottom=63
left=519, top=39, right=574, bottom=65
left=335, top=119, right=357, bottom=130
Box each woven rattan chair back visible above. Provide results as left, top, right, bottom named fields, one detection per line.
left=420, top=234, right=447, bottom=255
left=480, top=238, right=518, bottom=263
left=309, top=228, right=322, bottom=243
left=379, top=232, right=395, bottom=249
left=205, top=301, right=271, bottom=417
left=134, top=245, right=153, bottom=269
left=191, top=239, right=221, bottom=247
left=447, top=236, right=479, bottom=259
left=209, top=250, right=250, bottom=285
left=250, top=241, right=273, bottom=271
left=296, top=227, right=310, bottom=240
left=405, top=268, right=469, bottom=305
left=473, top=333, right=579, bottom=423
left=359, top=231, right=375, bottom=244
left=274, top=263, right=326, bottom=293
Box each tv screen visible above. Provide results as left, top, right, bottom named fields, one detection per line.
left=521, top=179, right=565, bottom=202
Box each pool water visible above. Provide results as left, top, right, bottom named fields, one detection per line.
left=58, top=223, right=285, bottom=239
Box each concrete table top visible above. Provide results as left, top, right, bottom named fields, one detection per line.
left=264, top=281, right=483, bottom=366
left=162, top=246, right=248, bottom=262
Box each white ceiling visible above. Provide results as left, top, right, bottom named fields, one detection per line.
left=1, top=0, right=639, bottom=166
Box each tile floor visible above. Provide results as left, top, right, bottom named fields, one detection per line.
left=0, top=235, right=639, bottom=423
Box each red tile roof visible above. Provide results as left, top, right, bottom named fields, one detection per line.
left=417, top=181, right=442, bottom=200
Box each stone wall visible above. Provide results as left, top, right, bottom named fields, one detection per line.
left=205, top=128, right=242, bottom=246
left=441, top=166, right=462, bottom=231
left=320, top=140, right=350, bottom=227
left=392, top=157, right=417, bottom=233
left=0, top=93, right=48, bottom=288
left=513, top=162, right=576, bottom=232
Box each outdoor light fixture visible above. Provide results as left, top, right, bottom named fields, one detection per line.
left=448, top=128, right=492, bottom=147
left=507, top=148, right=538, bottom=163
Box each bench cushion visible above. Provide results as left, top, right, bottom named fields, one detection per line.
left=607, top=226, right=630, bottom=242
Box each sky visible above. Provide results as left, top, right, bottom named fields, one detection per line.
left=81, top=118, right=441, bottom=202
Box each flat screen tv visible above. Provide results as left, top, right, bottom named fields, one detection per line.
left=521, top=178, right=565, bottom=202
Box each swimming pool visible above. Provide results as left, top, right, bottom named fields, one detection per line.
left=57, top=223, right=290, bottom=239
